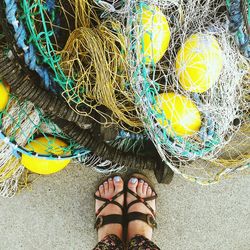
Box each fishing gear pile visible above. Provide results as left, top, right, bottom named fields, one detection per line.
left=0, top=0, right=249, bottom=197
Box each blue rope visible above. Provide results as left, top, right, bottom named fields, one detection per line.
left=227, top=0, right=250, bottom=58
left=118, top=130, right=147, bottom=140
left=192, top=93, right=215, bottom=141
left=45, top=0, right=55, bottom=13
left=228, top=0, right=242, bottom=32
left=4, top=0, right=56, bottom=90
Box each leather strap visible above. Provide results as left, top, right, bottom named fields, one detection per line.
left=94, top=214, right=123, bottom=230
left=126, top=188, right=157, bottom=217
left=94, top=190, right=124, bottom=216
left=127, top=212, right=157, bottom=229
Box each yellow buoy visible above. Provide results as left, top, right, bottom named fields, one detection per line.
left=0, top=80, right=10, bottom=112
left=137, top=4, right=171, bottom=64
left=176, top=33, right=223, bottom=93
left=21, top=137, right=71, bottom=175
left=155, top=92, right=201, bottom=136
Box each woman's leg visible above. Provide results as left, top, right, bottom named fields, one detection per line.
left=126, top=176, right=160, bottom=250
left=93, top=176, right=125, bottom=250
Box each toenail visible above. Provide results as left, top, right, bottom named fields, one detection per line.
left=100, top=185, right=104, bottom=189
left=130, top=178, right=138, bottom=184
left=108, top=178, right=112, bottom=181
left=114, top=176, right=121, bottom=182
left=139, top=179, right=144, bottom=183
left=104, top=181, right=108, bottom=185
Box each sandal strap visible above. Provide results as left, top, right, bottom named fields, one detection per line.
left=94, top=190, right=124, bottom=216
left=127, top=189, right=157, bottom=217
left=94, top=214, right=123, bottom=230
left=127, top=212, right=157, bottom=229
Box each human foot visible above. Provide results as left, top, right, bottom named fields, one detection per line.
left=95, top=176, right=124, bottom=241
left=126, top=174, right=157, bottom=241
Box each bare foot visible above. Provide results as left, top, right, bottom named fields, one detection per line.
left=127, top=177, right=156, bottom=241
left=95, top=176, right=124, bottom=241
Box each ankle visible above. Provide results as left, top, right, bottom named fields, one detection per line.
left=127, top=221, right=152, bottom=241
left=98, top=224, right=123, bottom=242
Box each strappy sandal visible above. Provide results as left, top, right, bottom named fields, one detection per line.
left=94, top=176, right=125, bottom=230
left=126, top=173, right=158, bottom=229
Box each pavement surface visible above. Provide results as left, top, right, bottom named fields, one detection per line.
left=0, top=163, right=249, bottom=250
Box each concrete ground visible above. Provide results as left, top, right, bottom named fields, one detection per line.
left=0, top=164, right=249, bottom=250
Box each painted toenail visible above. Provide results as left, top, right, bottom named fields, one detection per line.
left=114, top=176, right=121, bottom=182
left=139, top=179, right=144, bottom=183
left=108, top=178, right=112, bottom=181
left=104, top=181, right=108, bottom=184
left=100, top=185, right=104, bottom=189
left=130, top=178, right=138, bottom=184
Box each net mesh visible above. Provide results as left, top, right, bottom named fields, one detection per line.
left=12, top=0, right=142, bottom=129
left=124, top=0, right=249, bottom=184
left=0, top=95, right=87, bottom=160
left=0, top=91, right=92, bottom=197
left=0, top=0, right=249, bottom=191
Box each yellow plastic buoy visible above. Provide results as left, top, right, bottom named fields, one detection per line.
left=137, top=4, right=171, bottom=64
left=155, top=92, right=201, bottom=137
left=176, top=33, right=223, bottom=93
left=21, top=137, right=71, bottom=175
left=0, top=79, right=10, bottom=112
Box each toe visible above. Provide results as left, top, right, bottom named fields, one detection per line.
left=104, top=181, right=109, bottom=194
left=95, top=190, right=100, bottom=197
left=108, top=178, right=114, bottom=193
left=142, top=182, right=148, bottom=196
left=114, top=176, right=123, bottom=193
left=99, top=185, right=104, bottom=197
left=146, top=186, right=152, bottom=197
left=128, top=177, right=138, bottom=193
left=137, top=179, right=144, bottom=196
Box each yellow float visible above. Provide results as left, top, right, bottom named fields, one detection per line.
left=176, top=33, right=223, bottom=93
left=21, top=136, right=71, bottom=175
left=137, top=4, right=171, bottom=64
left=155, top=92, right=201, bottom=137
left=0, top=79, right=10, bottom=112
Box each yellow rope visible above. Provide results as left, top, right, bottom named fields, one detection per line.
left=60, top=20, right=142, bottom=128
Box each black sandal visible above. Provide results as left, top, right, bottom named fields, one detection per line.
left=94, top=177, right=125, bottom=230
left=126, top=173, right=158, bottom=229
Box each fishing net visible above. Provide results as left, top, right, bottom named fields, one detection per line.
left=124, top=0, right=249, bottom=184
left=0, top=92, right=92, bottom=197
left=5, top=0, right=142, bottom=129
left=0, top=0, right=249, bottom=194
left=0, top=36, right=168, bottom=197
left=87, top=0, right=249, bottom=184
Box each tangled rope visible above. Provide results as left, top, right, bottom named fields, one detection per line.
left=226, top=0, right=250, bottom=58
left=13, top=0, right=142, bottom=129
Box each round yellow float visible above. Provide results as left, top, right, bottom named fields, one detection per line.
left=0, top=79, right=10, bottom=112
left=21, top=136, right=71, bottom=175
left=155, top=92, right=201, bottom=137
left=176, top=33, right=223, bottom=93
left=137, top=4, right=171, bottom=64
